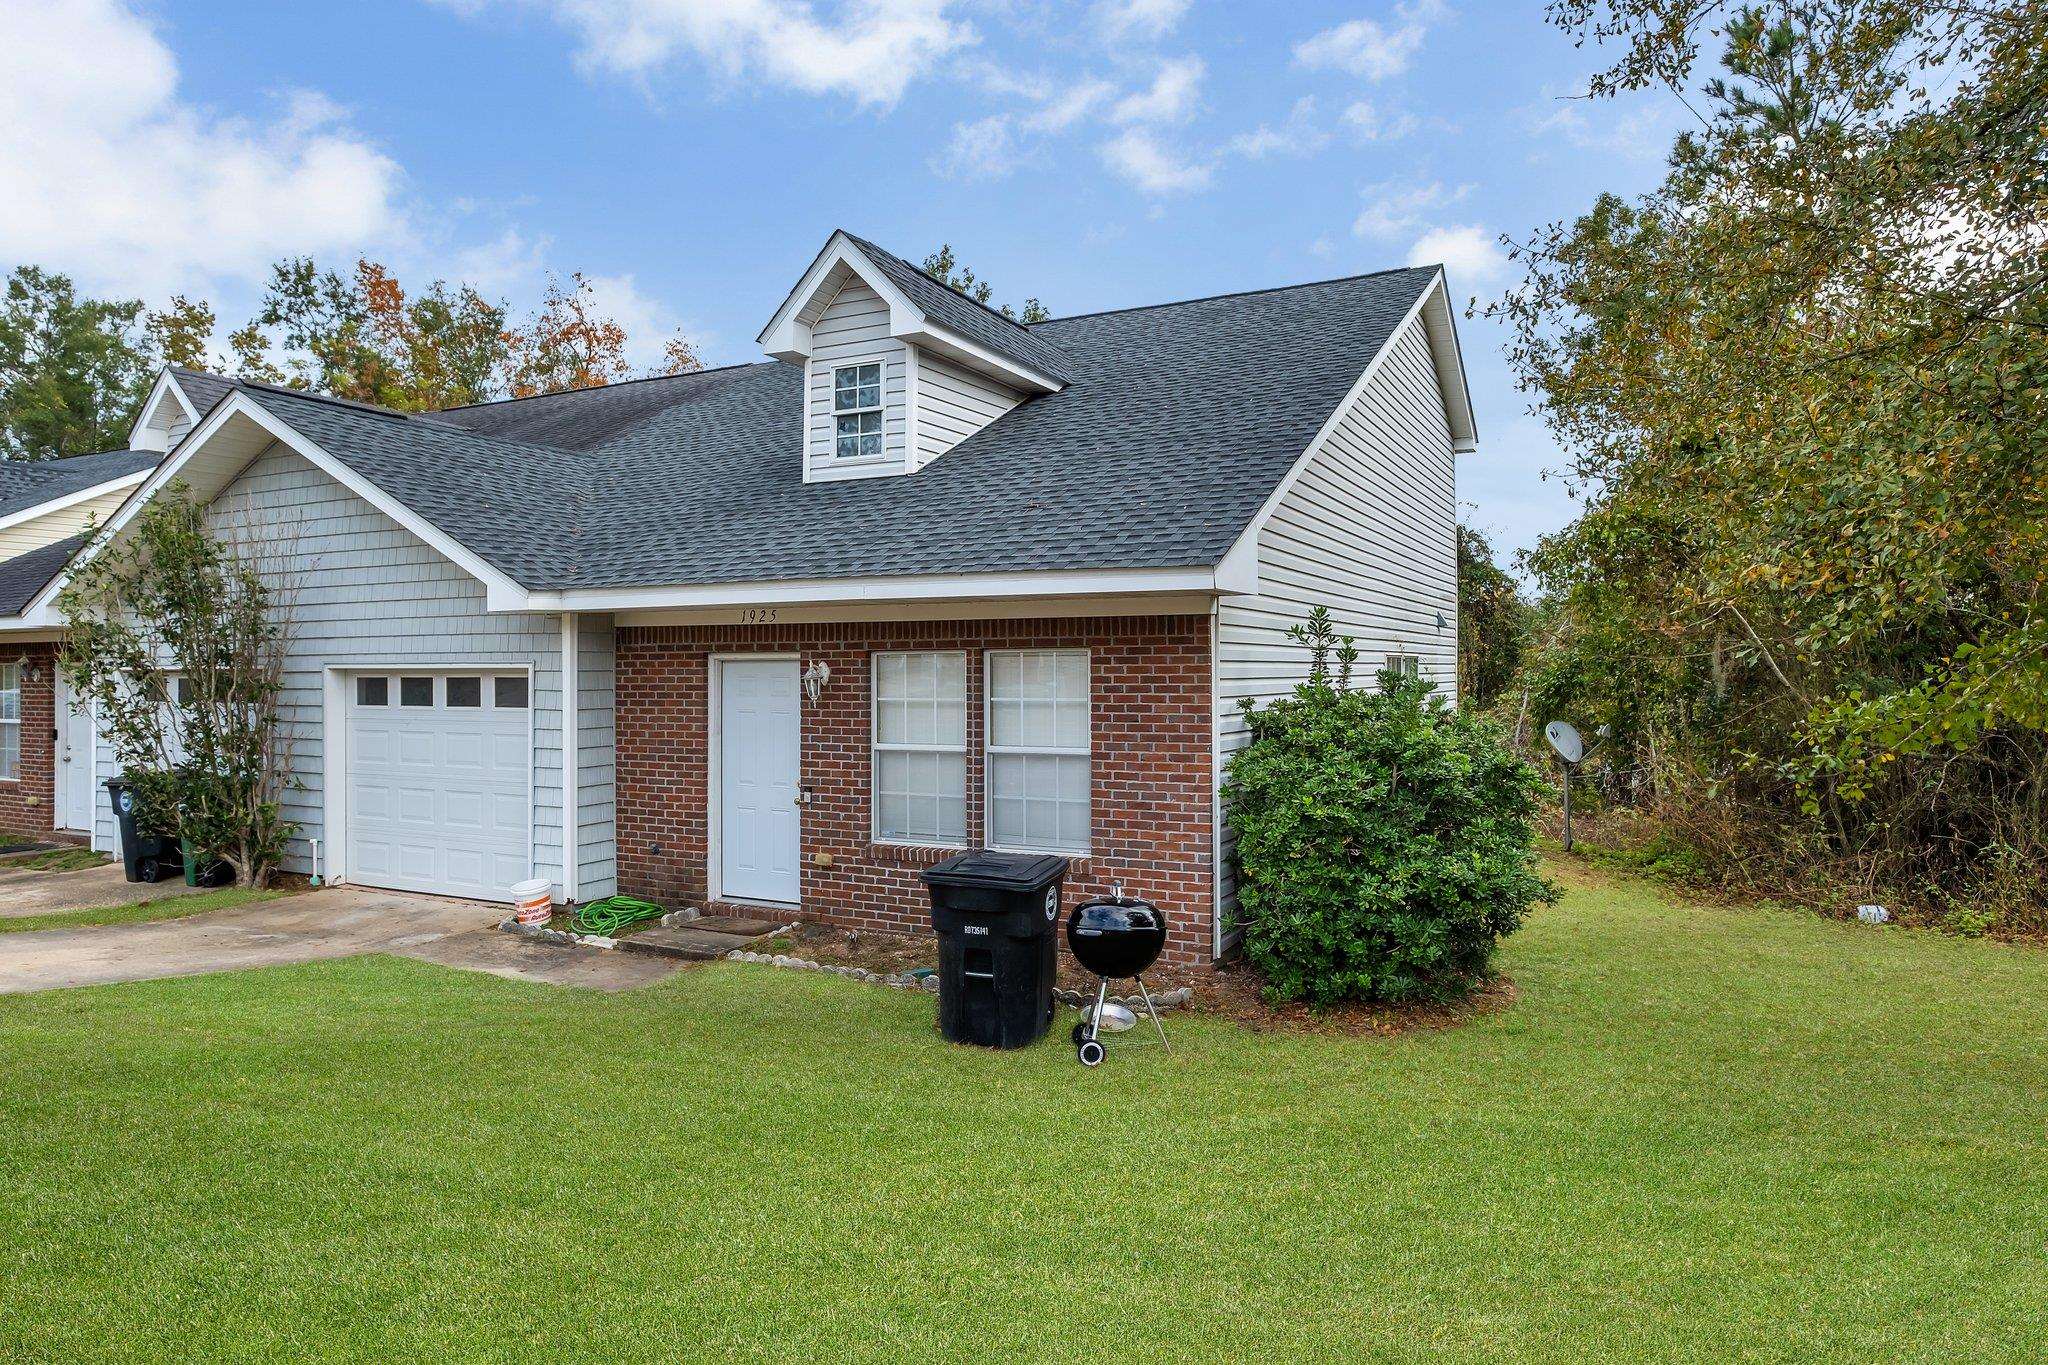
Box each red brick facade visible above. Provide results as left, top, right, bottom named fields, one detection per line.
left=0, top=642, right=57, bottom=837
left=616, top=615, right=1217, bottom=967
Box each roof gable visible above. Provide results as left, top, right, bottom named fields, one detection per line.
left=757, top=231, right=1070, bottom=393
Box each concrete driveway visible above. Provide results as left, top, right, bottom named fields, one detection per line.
left=0, top=888, right=686, bottom=995
left=0, top=860, right=208, bottom=917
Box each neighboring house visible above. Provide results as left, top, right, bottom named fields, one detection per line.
left=0, top=447, right=163, bottom=836
left=0, top=232, right=1473, bottom=966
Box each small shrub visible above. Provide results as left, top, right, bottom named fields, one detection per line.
left=1224, top=608, right=1557, bottom=1006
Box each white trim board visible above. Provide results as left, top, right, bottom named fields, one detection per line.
left=532, top=566, right=1230, bottom=615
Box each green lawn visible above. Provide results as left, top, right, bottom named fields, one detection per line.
left=0, top=885, right=283, bottom=935
left=2, top=866, right=2043, bottom=1361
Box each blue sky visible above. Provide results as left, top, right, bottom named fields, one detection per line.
left=0, top=0, right=1685, bottom=561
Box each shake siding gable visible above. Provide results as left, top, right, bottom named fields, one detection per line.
left=86, top=443, right=618, bottom=899
left=805, top=279, right=909, bottom=481
left=1214, top=311, right=1460, bottom=937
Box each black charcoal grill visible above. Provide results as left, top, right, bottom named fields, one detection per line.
left=1065, top=888, right=1173, bottom=1066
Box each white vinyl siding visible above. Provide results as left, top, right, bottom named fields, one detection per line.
left=872, top=651, right=967, bottom=846
left=0, top=486, right=133, bottom=560
left=806, top=279, right=907, bottom=481
left=87, top=445, right=619, bottom=901
left=1214, top=310, right=1460, bottom=940
left=914, top=351, right=1022, bottom=467
left=985, top=649, right=1091, bottom=855
left=0, top=661, right=18, bottom=782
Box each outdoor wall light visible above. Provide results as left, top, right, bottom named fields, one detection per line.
left=803, top=660, right=831, bottom=705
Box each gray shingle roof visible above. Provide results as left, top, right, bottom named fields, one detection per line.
left=194, top=262, right=1443, bottom=596
left=0, top=534, right=86, bottom=616
left=0, top=449, right=158, bottom=522
left=169, top=367, right=238, bottom=421
left=840, top=234, right=1074, bottom=385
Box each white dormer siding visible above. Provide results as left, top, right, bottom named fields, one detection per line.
left=806, top=280, right=909, bottom=482
left=915, top=352, right=1023, bottom=465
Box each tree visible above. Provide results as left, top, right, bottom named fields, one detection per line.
left=921, top=245, right=1050, bottom=323
left=504, top=272, right=631, bottom=398
left=146, top=295, right=216, bottom=372
left=0, top=266, right=154, bottom=460
left=240, top=260, right=700, bottom=408
left=58, top=485, right=298, bottom=887
left=1457, top=525, right=1529, bottom=709
left=1494, top=0, right=2048, bottom=907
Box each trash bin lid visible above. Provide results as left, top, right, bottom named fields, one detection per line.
left=920, top=850, right=1068, bottom=892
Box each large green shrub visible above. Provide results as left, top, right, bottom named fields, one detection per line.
left=1224, top=609, right=1555, bottom=1005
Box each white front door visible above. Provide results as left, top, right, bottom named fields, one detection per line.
left=54, top=677, right=95, bottom=834
left=346, top=672, right=532, bottom=900
left=719, top=658, right=800, bottom=904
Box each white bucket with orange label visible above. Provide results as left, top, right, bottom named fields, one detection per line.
left=511, top=878, right=553, bottom=925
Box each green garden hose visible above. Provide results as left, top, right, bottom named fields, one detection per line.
left=571, top=895, right=667, bottom=937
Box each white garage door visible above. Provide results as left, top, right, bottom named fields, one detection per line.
left=347, top=671, right=531, bottom=900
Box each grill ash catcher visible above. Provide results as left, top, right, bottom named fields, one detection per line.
left=1066, top=885, right=1174, bottom=1067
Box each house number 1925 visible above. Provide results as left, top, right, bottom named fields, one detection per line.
left=740, top=607, right=779, bottom=625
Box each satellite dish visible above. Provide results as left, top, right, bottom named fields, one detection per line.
left=1545, top=721, right=1585, bottom=765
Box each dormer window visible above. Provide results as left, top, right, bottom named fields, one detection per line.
left=833, top=363, right=883, bottom=459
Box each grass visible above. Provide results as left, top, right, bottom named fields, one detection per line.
left=2, top=864, right=2044, bottom=1361
left=0, top=885, right=283, bottom=935
left=0, top=846, right=108, bottom=873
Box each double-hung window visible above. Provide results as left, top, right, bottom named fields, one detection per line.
left=872, top=652, right=967, bottom=845
left=0, top=661, right=18, bottom=782
left=833, top=362, right=883, bottom=459
left=985, top=650, right=1090, bottom=855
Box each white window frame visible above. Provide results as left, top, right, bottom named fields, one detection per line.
left=1385, top=652, right=1422, bottom=680
left=983, top=648, right=1092, bottom=857
left=871, top=651, right=968, bottom=848
left=832, top=361, right=884, bottom=460
left=0, top=660, right=19, bottom=783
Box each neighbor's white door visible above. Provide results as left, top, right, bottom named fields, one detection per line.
left=719, top=658, right=800, bottom=904
left=55, top=677, right=95, bottom=834
left=346, top=672, right=531, bottom=900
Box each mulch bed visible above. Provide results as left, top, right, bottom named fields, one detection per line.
left=755, top=922, right=1513, bottom=1037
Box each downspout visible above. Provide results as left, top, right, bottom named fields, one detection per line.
left=560, top=611, right=580, bottom=906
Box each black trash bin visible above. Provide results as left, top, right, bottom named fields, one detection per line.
left=106, top=777, right=180, bottom=884
left=921, top=851, right=1068, bottom=1048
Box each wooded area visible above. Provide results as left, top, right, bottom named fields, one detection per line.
left=1464, top=0, right=2046, bottom=931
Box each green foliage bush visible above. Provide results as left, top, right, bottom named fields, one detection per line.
left=1224, top=609, right=1556, bottom=1006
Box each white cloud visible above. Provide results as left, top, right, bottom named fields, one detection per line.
left=1099, top=126, right=1212, bottom=194
left=0, top=0, right=406, bottom=299
left=1407, top=223, right=1507, bottom=287
left=1024, top=78, right=1116, bottom=132
left=1094, top=0, right=1191, bottom=40
left=1224, top=96, right=1331, bottom=160
left=1340, top=98, right=1420, bottom=142
left=931, top=114, right=1020, bottom=181
left=1353, top=178, right=1468, bottom=238
left=581, top=271, right=706, bottom=370
left=1111, top=55, right=1205, bottom=124
left=1293, top=0, right=1447, bottom=82
left=1522, top=92, right=1671, bottom=159
left=438, top=0, right=974, bottom=108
